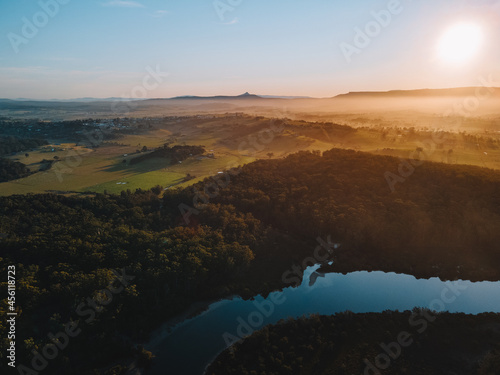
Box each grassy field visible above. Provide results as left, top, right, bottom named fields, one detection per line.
left=1, top=115, right=499, bottom=196
left=0, top=123, right=260, bottom=195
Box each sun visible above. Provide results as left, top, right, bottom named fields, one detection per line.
left=436, top=22, right=483, bottom=65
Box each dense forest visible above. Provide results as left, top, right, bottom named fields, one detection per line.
left=206, top=311, right=500, bottom=375
left=0, top=158, right=31, bottom=182
left=0, top=136, right=48, bottom=156
left=0, top=190, right=277, bottom=374
left=182, top=148, right=500, bottom=281
left=1, top=148, right=500, bottom=373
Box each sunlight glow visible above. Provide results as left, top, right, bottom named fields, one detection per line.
left=437, top=23, right=483, bottom=65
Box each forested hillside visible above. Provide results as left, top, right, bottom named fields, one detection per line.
left=1, top=148, right=500, bottom=373
left=206, top=312, right=500, bottom=375
left=0, top=190, right=268, bottom=374
left=190, top=148, right=500, bottom=281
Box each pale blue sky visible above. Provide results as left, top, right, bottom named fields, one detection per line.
left=0, top=0, right=499, bottom=99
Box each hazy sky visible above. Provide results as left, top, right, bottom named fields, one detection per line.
left=0, top=0, right=499, bottom=99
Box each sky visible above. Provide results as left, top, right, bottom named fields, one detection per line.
left=0, top=0, right=499, bottom=99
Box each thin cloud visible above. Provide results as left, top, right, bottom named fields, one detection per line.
left=102, top=1, right=145, bottom=8
left=151, top=10, right=169, bottom=18
left=222, top=17, right=239, bottom=25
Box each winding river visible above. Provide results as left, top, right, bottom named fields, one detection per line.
left=146, top=265, right=500, bottom=375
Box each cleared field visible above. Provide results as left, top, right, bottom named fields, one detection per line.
left=84, top=154, right=255, bottom=194
left=1, top=115, right=500, bottom=196
left=0, top=123, right=259, bottom=196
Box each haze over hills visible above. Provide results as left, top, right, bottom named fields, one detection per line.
left=170, top=92, right=262, bottom=100
left=7, top=97, right=146, bottom=103
left=1, top=87, right=499, bottom=123
left=336, top=87, right=500, bottom=98
left=2, top=87, right=499, bottom=102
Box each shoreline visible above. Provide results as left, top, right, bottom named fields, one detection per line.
left=143, top=296, right=237, bottom=350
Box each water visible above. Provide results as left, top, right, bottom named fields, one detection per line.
left=147, top=265, right=500, bottom=375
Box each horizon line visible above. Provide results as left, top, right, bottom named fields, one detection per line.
left=1, top=86, right=498, bottom=101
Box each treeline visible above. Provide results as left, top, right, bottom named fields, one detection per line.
left=0, top=190, right=271, bottom=374
left=0, top=158, right=31, bottom=182
left=129, top=144, right=205, bottom=165
left=0, top=136, right=48, bottom=156
left=288, top=121, right=357, bottom=142
left=206, top=311, right=500, bottom=375
left=181, top=148, right=500, bottom=281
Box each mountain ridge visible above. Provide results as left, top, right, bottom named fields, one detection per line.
left=1, top=87, right=499, bottom=103
left=335, top=87, right=500, bottom=98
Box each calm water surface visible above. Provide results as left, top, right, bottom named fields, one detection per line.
left=147, top=265, right=500, bottom=375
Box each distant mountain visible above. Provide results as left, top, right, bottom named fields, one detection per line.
left=67, top=97, right=144, bottom=102
left=6, top=97, right=145, bottom=102
left=169, top=92, right=263, bottom=100
left=335, top=87, right=500, bottom=98
left=3, top=87, right=499, bottom=104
